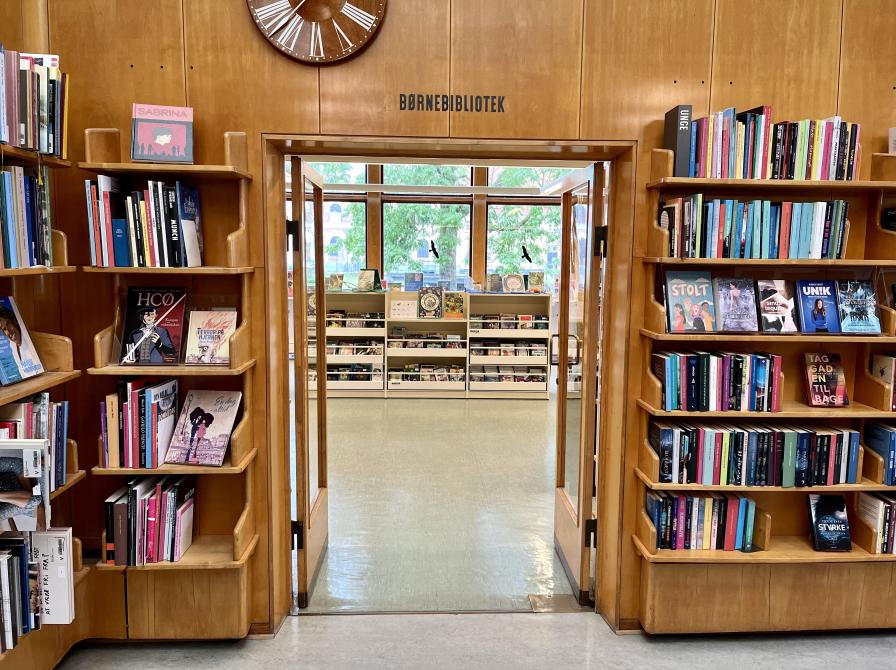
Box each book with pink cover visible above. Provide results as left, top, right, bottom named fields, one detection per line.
left=173, top=498, right=194, bottom=562
left=163, top=390, right=241, bottom=467
left=131, top=104, right=194, bottom=164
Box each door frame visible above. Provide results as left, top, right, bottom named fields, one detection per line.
left=261, top=135, right=637, bottom=627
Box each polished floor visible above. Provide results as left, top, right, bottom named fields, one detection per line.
left=304, top=397, right=572, bottom=612
left=61, top=612, right=896, bottom=669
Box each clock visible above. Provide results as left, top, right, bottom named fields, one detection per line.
left=246, top=0, right=387, bottom=64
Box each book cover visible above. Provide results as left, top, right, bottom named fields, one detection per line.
left=872, top=355, right=896, bottom=411
left=757, top=279, right=799, bottom=333
left=30, top=529, right=72, bottom=624
left=804, top=352, right=848, bottom=407
left=664, top=105, right=693, bottom=177
left=403, top=272, right=423, bottom=291
left=327, top=273, right=344, bottom=290
left=146, top=379, right=178, bottom=466
left=163, top=390, right=241, bottom=467
left=712, top=277, right=758, bottom=332
left=443, top=292, right=465, bottom=319
left=356, top=269, right=380, bottom=292
left=131, top=104, right=193, bottom=164
left=183, top=310, right=237, bottom=365
left=173, top=498, right=195, bottom=562
left=664, top=271, right=715, bottom=332
left=119, top=287, right=187, bottom=365
left=809, top=494, right=852, bottom=551
left=417, top=287, right=443, bottom=319
left=0, top=440, right=49, bottom=532
left=486, top=274, right=503, bottom=293
left=526, top=271, right=545, bottom=293
left=0, top=296, right=43, bottom=384
left=502, top=273, right=525, bottom=293
left=796, top=280, right=841, bottom=333
left=836, top=279, right=881, bottom=334
left=174, top=183, right=202, bottom=267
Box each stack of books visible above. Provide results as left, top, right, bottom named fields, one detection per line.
left=855, top=492, right=896, bottom=553
left=645, top=491, right=760, bottom=552
left=0, top=165, right=56, bottom=268
left=0, top=48, right=69, bottom=157
left=0, top=393, right=69, bottom=493
left=864, top=423, right=896, bottom=485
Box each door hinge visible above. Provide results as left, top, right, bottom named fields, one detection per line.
left=584, top=518, right=597, bottom=549
left=291, top=520, right=303, bottom=550
left=593, top=225, right=607, bottom=258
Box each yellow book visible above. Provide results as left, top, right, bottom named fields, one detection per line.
left=105, top=393, right=120, bottom=469
left=719, top=432, right=730, bottom=485
left=138, top=197, right=152, bottom=266
left=811, top=119, right=823, bottom=180
left=735, top=122, right=745, bottom=179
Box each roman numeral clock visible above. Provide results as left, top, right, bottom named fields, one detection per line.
left=246, top=0, right=387, bottom=64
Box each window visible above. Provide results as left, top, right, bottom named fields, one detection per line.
left=383, top=203, right=471, bottom=289
left=488, top=165, right=576, bottom=189
left=321, top=201, right=366, bottom=287
left=486, top=203, right=561, bottom=293
left=307, top=161, right=367, bottom=184
left=383, top=164, right=471, bottom=187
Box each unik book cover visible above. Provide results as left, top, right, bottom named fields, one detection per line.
left=836, top=279, right=881, bottom=334
left=0, top=296, right=44, bottom=385
left=417, top=287, right=443, bottom=319
left=757, top=279, right=799, bottom=333
left=796, top=280, right=841, bottom=333
left=119, top=287, right=187, bottom=365
left=131, top=104, right=194, bottom=164
left=443, top=292, right=465, bottom=319
left=804, top=352, right=848, bottom=407
left=664, top=271, right=715, bottom=332
left=712, top=277, right=758, bottom=332
left=0, top=439, right=50, bottom=531
left=809, top=494, right=852, bottom=551
left=184, top=310, right=237, bottom=365
left=163, top=390, right=242, bottom=467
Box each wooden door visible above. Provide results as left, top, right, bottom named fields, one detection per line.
left=553, top=164, right=606, bottom=605
left=291, top=158, right=328, bottom=608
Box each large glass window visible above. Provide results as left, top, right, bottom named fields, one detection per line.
left=488, top=166, right=576, bottom=189
left=383, top=164, right=471, bottom=187
left=322, top=201, right=366, bottom=287
left=487, top=203, right=561, bottom=293
left=307, top=161, right=367, bottom=184
left=383, top=203, right=471, bottom=289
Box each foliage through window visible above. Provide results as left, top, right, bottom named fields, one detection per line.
left=383, top=164, right=471, bottom=188
left=487, top=204, right=561, bottom=293
left=488, top=166, right=576, bottom=189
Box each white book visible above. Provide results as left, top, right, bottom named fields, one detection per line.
left=30, top=528, right=74, bottom=624
left=828, top=116, right=842, bottom=180
left=671, top=427, right=681, bottom=484
left=0, top=50, right=7, bottom=145
left=856, top=493, right=885, bottom=553
left=690, top=494, right=700, bottom=548
left=889, top=128, right=896, bottom=155
left=810, top=202, right=825, bottom=259
left=839, top=430, right=849, bottom=485
left=708, top=355, right=718, bottom=412
left=0, top=552, right=11, bottom=649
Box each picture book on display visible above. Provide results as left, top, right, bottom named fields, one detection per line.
left=0, top=439, right=50, bottom=532
left=757, top=280, right=799, bottom=332
left=119, top=288, right=187, bottom=365
left=403, top=272, right=423, bottom=291
left=0, top=296, right=43, bottom=385
left=183, top=310, right=237, bottom=365
left=796, top=280, right=841, bottom=333
left=809, top=494, right=852, bottom=551
left=417, top=287, right=443, bottom=319
left=836, top=280, right=881, bottom=334
left=131, top=104, right=194, bottom=164
left=443, top=292, right=465, bottom=319
left=502, top=273, right=525, bottom=293
left=664, top=271, right=715, bottom=332
left=164, top=390, right=242, bottom=467
left=527, top=271, right=545, bottom=293
left=712, top=277, right=758, bottom=332
left=804, top=353, right=848, bottom=407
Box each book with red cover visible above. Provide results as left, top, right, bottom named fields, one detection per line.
left=724, top=495, right=740, bottom=551
left=804, top=352, right=848, bottom=407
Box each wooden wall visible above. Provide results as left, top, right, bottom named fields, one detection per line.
left=4, top=0, right=891, bottom=634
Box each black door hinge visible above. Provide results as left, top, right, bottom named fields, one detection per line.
left=584, top=518, right=597, bottom=549
left=593, top=225, right=607, bottom=258
left=292, top=520, right=303, bottom=550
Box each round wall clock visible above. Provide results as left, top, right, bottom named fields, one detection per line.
left=246, top=0, right=387, bottom=64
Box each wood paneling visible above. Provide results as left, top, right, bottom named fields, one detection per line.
left=580, top=0, right=714, bottom=142
left=0, top=0, right=48, bottom=52
left=320, top=0, right=450, bottom=137
left=711, top=0, right=842, bottom=121
left=838, top=0, right=896, bottom=179
left=449, top=0, right=583, bottom=139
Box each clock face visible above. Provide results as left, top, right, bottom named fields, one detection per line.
left=246, top=0, right=387, bottom=64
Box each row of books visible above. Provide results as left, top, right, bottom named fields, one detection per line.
left=326, top=365, right=382, bottom=381
left=864, top=423, right=896, bottom=486
left=665, top=273, right=881, bottom=335
left=103, top=475, right=195, bottom=566
left=469, top=365, right=547, bottom=383
left=328, top=340, right=385, bottom=355
left=648, top=422, right=861, bottom=487
left=85, top=178, right=204, bottom=268
left=664, top=105, right=860, bottom=181
left=651, top=350, right=783, bottom=413
left=0, top=48, right=68, bottom=157
left=100, top=386, right=241, bottom=469
left=386, top=333, right=465, bottom=349
left=387, top=365, right=465, bottom=382
left=659, top=197, right=849, bottom=260
left=645, top=491, right=761, bottom=552
left=469, top=342, right=548, bottom=357
left=855, top=492, right=896, bottom=554
left=0, top=394, right=69, bottom=493
left=469, top=314, right=550, bottom=330
left=0, top=165, right=54, bottom=268
left=326, top=311, right=385, bottom=328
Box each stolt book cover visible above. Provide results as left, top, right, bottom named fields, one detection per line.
left=809, top=494, right=852, bottom=551
left=183, top=310, right=237, bottom=365
left=804, top=352, right=848, bottom=407
left=757, top=279, right=799, bottom=333
left=796, top=280, right=841, bottom=333
left=0, top=296, right=44, bottom=385
left=836, top=279, right=881, bottom=334
left=164, top=390, right=242, bottom=467
left=119, top=287, right=187, bottom=365
left=712, top=277, right=758, bottom=332
left=664, top=271, right=715, bottom=332
left=131, top=104, right=194, bottom=164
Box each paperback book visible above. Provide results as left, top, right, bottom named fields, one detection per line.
left=417, top=287, right=443, bottom=319
left=183, top=310, right=237, bottom=365
left=164, top=390, right=242, bottom=467
left=757, top=279, right=799, bottom=332
left=119, top=287, right=187, bottom=365
left=804, top=353, right=848, bottom=407
left=0, top=296, right=43, bottom=385
left=502, top=273, right=525, bottom=293
left=712, top=277, right=758, bottom=332
left=527, top=271, right=545, bottom=293
left=0, top=439, right=50, bottom=532
left=645, top=491, right=759, bottom=552
left=664, top=271, right=715, bottom=332
left=809, top=494, right=852, bottom=551
left=131, top=104, right=194, bottom=164
left=443, top=292, right=465, bottom=319
left=796, top=280, right=841, bottom=333
left=836, top=279, right=881, bottom=334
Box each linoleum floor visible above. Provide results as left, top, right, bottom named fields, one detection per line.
left=304, top=397, right=571, bottom=612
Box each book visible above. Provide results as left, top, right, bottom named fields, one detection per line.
left=804, top=353, right=848, bottom=407
left=664, top=105, right=693, bottom=177
left=757, top=279, right=799, bottom=332
left=809, top=494, right=852, bottom=551
left=712, top=277, right=758, bottom=332
left=30, top=528, right=73, bottom=624
left=417, top=287, right=443, bottom=319
left=174, top=183, right=203, bottom=267
left=443, top=292, right=465, bottom=319
left=502, top=273, right=525, bottom=293
left=836, top=279, right=881, bottom=334
left=131, top=104, right=194, bottom=164
left=356, top=268, right=380, bottom=291
left=403, top=272, right=423, bottom=291
left=163, top=390, right=242, bottom=467
left=0, top=296, right=43, bottom=385
left=486, top=274, right=503, bottom=293
left=795, top=280, right=841, bottom=333
left=527, top=271, right=545, bottom=293
left=327, top=273, right=344, bottom=290
left=872, top=354, right=896, bottom=411
left=183, top=310, right=237, bottom=365
left=119, top=287, right=187, bottom=365
left=0, top=440, right=50, bottom=532
left=664, top=271, right=715, bottom=332
left=173, top=498, right=195, bottom=561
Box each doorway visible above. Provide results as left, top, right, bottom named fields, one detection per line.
left=268, top=137, right=634, bottom=619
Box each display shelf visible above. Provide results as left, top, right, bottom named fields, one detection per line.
left=325, top=327, right=386, bottom=337
left=469, top=355, right=549, bottom=365
left=468, top=329, right=551, bottom=339
left=325, top=354, right=383, bottom=364
left=82, top=265, right=255, bottom=275
left=645, top=177, right=896, bottom=193
left=388, top=317, right=468, bottom=323
left=92, top=447, right=258, bottom=476
left=641, top=257, right=896, bottom=267
left=50, top=470, right=86, bottom=500
left=124, top=534, right=259, bottom=571
left=468, top=381, right=548, bottom=392
left=640, top=328, right=896, bottom=344
left=0, top=331, right=79, bottom=405
left=387, top=380, right=466, bottom=392
left=386, top=348, right=467, bottom=358
left=326, top=379, right=384, bottom=391
left=0, top=144, right=71, bottom=168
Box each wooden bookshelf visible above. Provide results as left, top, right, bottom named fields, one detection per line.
left=82, top=265, right=255, bottom=275
left=0, top=144, right=71, bottom=168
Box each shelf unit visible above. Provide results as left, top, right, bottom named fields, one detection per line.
left=77, top=128, right=259, bottom=641
left=632, top=148, right=896, bottom=634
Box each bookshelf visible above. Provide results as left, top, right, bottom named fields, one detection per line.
left=633, top=148, right=896, bottom=633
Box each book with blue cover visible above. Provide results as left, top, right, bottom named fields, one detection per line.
left=0, top=297, right=43, bottom=385
left=809, top=494, right=852, bottom=551
left=836, top=279, right=881, bottom=334
left=796, top=280, right=841, bottom=333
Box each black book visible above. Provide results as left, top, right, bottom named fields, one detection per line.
left=716, top=497, right=727, bottom=550
left=684, top=497, right=693, bottom=549
left=685, top=427, right=699, bottom=484
left=149, top=182, right=167, bottom=267
left=806, top=431, right=818, bottom=486
left=734, top=431, right=745, bottom=486
left=138, top=388, right=147, bottom=468
left=833, top=432, right=843, bottom=485
left=0, top=533, right=31, bottom=635
left=820, top=201, right=834, bottom=258
left=698, top=352, right=710, bottom=411
left=130, top=192, right=146, bottom=267
left=164, top=185, right=183, bottom=267
left=47, top=78, right=56, bottom=156
left=835, top=122, right=848, bottom=181
left=846, top=124, right=859, bottom=180
left=663, top=105, right=693, bottom=177
left=670, top=497, right=679, bottom=549
left=809, top=494, right=851, bottom=551
left=836, top=201, right=850, bottom=258
left=771, top=122, right=786, bottom=179
left=786, top=121, right=799, bottom=179
left=686, top=355, right=699, bottom=411
left=661, top=496, right=672, bottom=549
left=817, top=433, right=830, bottom=486
left=773, top=430, right=785, bottom=487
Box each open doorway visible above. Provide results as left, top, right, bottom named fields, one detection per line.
left=275, top=139, right=627, bottom=616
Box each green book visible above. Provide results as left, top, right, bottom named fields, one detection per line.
left=761, top=199, right=771, bottom=259
left=743, top=497, right=757, bottom=552
left=782, top=428, right=797, bottom=487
